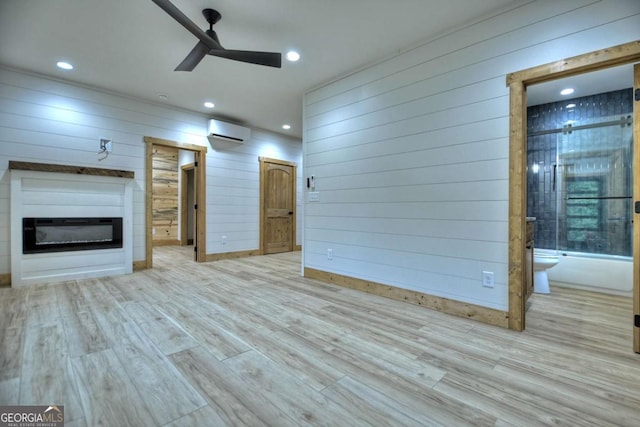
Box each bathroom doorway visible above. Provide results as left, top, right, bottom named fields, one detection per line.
left=506, top=41, right=640, bottom=353
left=527, top=77, right=634, bottom=258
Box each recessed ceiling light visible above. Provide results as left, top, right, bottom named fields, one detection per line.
left=56, top=61, right=73, bottom=70
left=204, top=102, right=215, bottom=108
left=560, top=88, right=574, bottom=96
left=282, top=124, right=291, bottom=130
left=285, top=51, right=300, bottom=62
left=158, top=93, right=168, bottom=101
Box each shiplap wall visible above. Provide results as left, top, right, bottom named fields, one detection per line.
left=206, top=129, right=303, bottom=253
left=0, top=68, right=302, bottom=276
left=303, top=0, right=640, bottom=311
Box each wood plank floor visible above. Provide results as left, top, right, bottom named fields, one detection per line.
left=1, top=246, right=638, bottom=426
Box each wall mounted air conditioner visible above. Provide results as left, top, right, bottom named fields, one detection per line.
left=207, top=119, right=251, bottom=144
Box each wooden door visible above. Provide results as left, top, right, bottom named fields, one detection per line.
left=193, top=152, right=201, bottom=262
left=260, top=158, right=296, bottom=255
left=633, top=63, right=639, bottom=353
left=180, top=164, right=195, bottom=246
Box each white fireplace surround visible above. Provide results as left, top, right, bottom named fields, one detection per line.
left=10, top=168, right=133, bottom=287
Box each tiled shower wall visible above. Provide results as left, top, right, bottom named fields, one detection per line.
left=527, top=88, right=634, bottom=252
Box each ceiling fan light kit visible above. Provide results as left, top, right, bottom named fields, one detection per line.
left=151, top=0, right=282, bottom=71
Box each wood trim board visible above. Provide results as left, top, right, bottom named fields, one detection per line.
left=132, top=261, right=147, bottom=271
left=8, top=161, right=134, bottom=179
left=634, top=63, right=640, bottom=353
left=304, top=268, right=509, bottom=328
left=0, top=273, right=10, bottom=287
left=508, top=80, right=527, bottom=332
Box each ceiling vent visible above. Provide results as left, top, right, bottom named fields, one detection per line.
left=207, top=119, right=250, bottom=144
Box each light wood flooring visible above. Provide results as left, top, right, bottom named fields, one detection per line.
left=1, top=246, right=639, bottom=426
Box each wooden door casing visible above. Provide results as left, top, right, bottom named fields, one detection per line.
left=633, top=63, right=639, bottom=353
left=506, top=41, right=640, bottom=334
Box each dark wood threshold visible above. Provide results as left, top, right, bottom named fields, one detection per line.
left=8, top=161, right=134, bottom=179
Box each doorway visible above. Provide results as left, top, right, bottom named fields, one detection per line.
left=506, top=41, right=640, bottom=352
left=259, top=157, right=297, bottom=254
left=144, top=136, right=207, bottom=268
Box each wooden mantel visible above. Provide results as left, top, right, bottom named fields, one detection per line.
left=8, top=161, right=135, bottom=179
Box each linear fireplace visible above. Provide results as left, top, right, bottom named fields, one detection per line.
left=23, top=217, right=123, bottom=254
left=10, top=165, right=133, bottom=287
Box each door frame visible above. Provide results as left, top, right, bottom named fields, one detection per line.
left=634, top=63, right=640, bottom=353
left=259, top=156, right=297, bottom=255
left=144, top=136, right=207, bottom=268
left=180, top=163, right=195, bottom=246
left=506, top=40, right=640, bottom=339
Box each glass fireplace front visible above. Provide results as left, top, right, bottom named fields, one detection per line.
left=22, top=217, right=123, bottom=254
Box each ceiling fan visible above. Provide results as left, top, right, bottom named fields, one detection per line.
left=151, top=0, right=282, bottom=71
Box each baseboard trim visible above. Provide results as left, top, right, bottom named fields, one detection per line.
left=133, top=261, right=147, bottom=271
left=205, top=249, right=262, bottom=262
left=0, top=273, right=10, bottom=287
left=304, top=268, right=509, bottom=328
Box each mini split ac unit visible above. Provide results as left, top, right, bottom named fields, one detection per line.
left=207, top=119, right=251, bottom=144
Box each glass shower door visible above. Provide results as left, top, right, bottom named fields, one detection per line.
left=556, top=115, right=634, bottom=257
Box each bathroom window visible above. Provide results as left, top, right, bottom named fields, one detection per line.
left=562, top=177, right=603, bottom=251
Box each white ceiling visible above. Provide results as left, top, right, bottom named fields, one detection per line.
left=527, top=63, right=635, bottom=107
left=0, top=0, right=528, bottom=138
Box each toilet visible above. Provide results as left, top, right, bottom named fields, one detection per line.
left=533, top=249, right=559, bottom=294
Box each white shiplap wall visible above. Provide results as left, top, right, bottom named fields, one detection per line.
left=303, top=0, right=640, bottom=311
left=205, top=129, right=303, bottom=253
left=0, top=67, right=302, bottom=276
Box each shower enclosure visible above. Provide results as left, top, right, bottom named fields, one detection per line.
left=527, top=88, right=634, bottom=258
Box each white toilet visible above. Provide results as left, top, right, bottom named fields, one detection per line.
left=533, top=249, right=559, bottom=294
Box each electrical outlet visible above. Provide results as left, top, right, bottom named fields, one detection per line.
left=152, top=227, right=156, bottom=235
left=221, top=235, right=227, bottom=245
left=482, top=271, right=494, bottom=288
left=327, top=248, right=333, bottom=260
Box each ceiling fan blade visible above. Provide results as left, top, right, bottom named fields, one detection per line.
left=209, top=50, right=282, bottom=68
left=175, top=41, right=209, bottom=71
left=151, top=0, right=218, bottom=50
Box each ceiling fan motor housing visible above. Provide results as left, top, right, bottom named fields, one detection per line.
left=202, top=8, right=221, bottom=27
